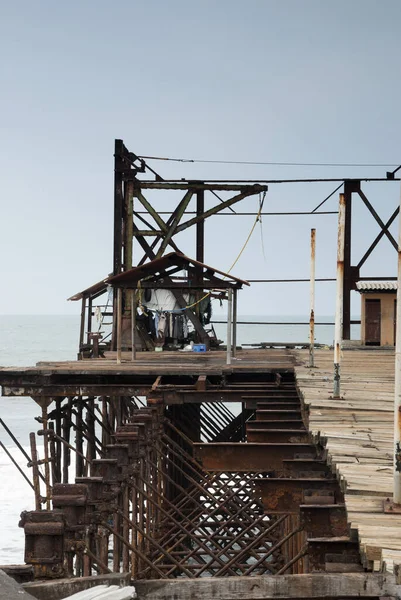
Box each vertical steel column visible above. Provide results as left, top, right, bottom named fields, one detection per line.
left=309, top=229, right=316, bottom=367
left=226, top=289, right=233, bottom=365
left=79, top=297, right=86, bottom=354
left=117, top=288, right=122, bottom=364
left=334, top=194, right=346, bottom=398
left=87, top=297, right=92, bottom=344
left=342, top=181, right=354, bottom=340
left=196, top=187, right=205, bottom=345
left=131, top=294, right=136, bottom=362
left=124, top=181, right=134, bottom=326
left=124, top=180, right=134, bottom=271
left=196, top=188, right=204, bottom=264
left=112, top=140, right=125, bottom=352
left=113, top=139, right=124, bottom=275
left=393, top=184, right=401, bottom=504
left=30, top=433, right=41, bottom=511
left=232, top=288, right=238, bottom=358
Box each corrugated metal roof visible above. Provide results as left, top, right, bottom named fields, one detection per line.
left=68, top=252, right=249, bottom=301
left=68, top=277, right=110, bottom=302
left=356, top=281, right=397, bottom=291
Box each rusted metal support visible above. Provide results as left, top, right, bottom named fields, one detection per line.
left=48, top=423, right=57, bottom=485
left=233, top=288, right=238, bottom=358
left=124, top=180, right=134, bottom=271
left=86, top=296, right=92, bottom=344
left=131, top=294, right=136, bottom=361
left=136, top=190, right=169, bottom=234
left=156, top=190, right=193, bottom=258
left=75, top=402, right=84, bottom=478
left=41, top=398, right=51, bottom=510
left=79, top=297, right=85, bottom=353
left=226, top=288, right=233, bottom=365
left=117, top=287, right=122, bottom=364
left=55, top=399, right=62, bottom=483
left=114, top=139, right=124, bottom=275
left=174, top=189, right=267, bottom=235
left=309, top=229, right=316, bottom=368
left=62, top=398, right=72, bottom=483
left=333, top=193, right=346, bottom=398
left=29, top=433, right=42, bottom=510
left=394, top=183, right=401, bottom=505
left=196, top=188, right=204, bottom=264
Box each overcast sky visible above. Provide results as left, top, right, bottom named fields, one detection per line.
left=1, top=0, right=400, bottom=316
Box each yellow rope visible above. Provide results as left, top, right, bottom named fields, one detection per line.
left=226, top=194, right=264, bottom=275
left=181, top=192, right=265, bottom=309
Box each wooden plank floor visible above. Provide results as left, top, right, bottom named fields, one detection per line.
left=0, top=348, right=295, bottom=376
left=294, top=348, right=399, bottom=575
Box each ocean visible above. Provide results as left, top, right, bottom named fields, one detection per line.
left=0, top=314, right=359, bottom=564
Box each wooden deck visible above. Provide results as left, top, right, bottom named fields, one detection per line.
left=0, top=348, right=295, bottom=377
left=1, top=346, right=400, bottom=577
left=294, top=348, right=400, bottom=577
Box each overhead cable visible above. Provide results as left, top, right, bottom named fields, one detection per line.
left=138, top=155, right=400, bottom=168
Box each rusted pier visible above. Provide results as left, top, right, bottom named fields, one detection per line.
left=0, top=349, right=364, bottom=583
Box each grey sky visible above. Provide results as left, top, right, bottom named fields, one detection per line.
left=1, top=0, right=400, bottom=316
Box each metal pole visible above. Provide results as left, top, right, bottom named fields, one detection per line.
left=29, top=433, right=41, bottom=510
left=131, top=293, right=136, bottom=362
left=232, top=288, right=238, bottom=358
left=393, top=183, right=401, bottom=504
left=41, top=403, right=51, bottom=510
left=333, top=194, right=346, bottom=398
left=226, top=289, right=233, bottom=365
left=309, top=229, right=316, bottom=367
left=117, top=287, right=122, bottom=364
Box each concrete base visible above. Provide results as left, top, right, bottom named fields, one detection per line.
left=134, top=573, right=401, bottom=600
left=0, top=569, right=37, bottom=599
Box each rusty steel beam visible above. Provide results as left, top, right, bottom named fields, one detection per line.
left=256, top=478, right=342, bottom=514
left=193, top=442, right=319, bottom=472
left=135, top=182, right=268, bottom=191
